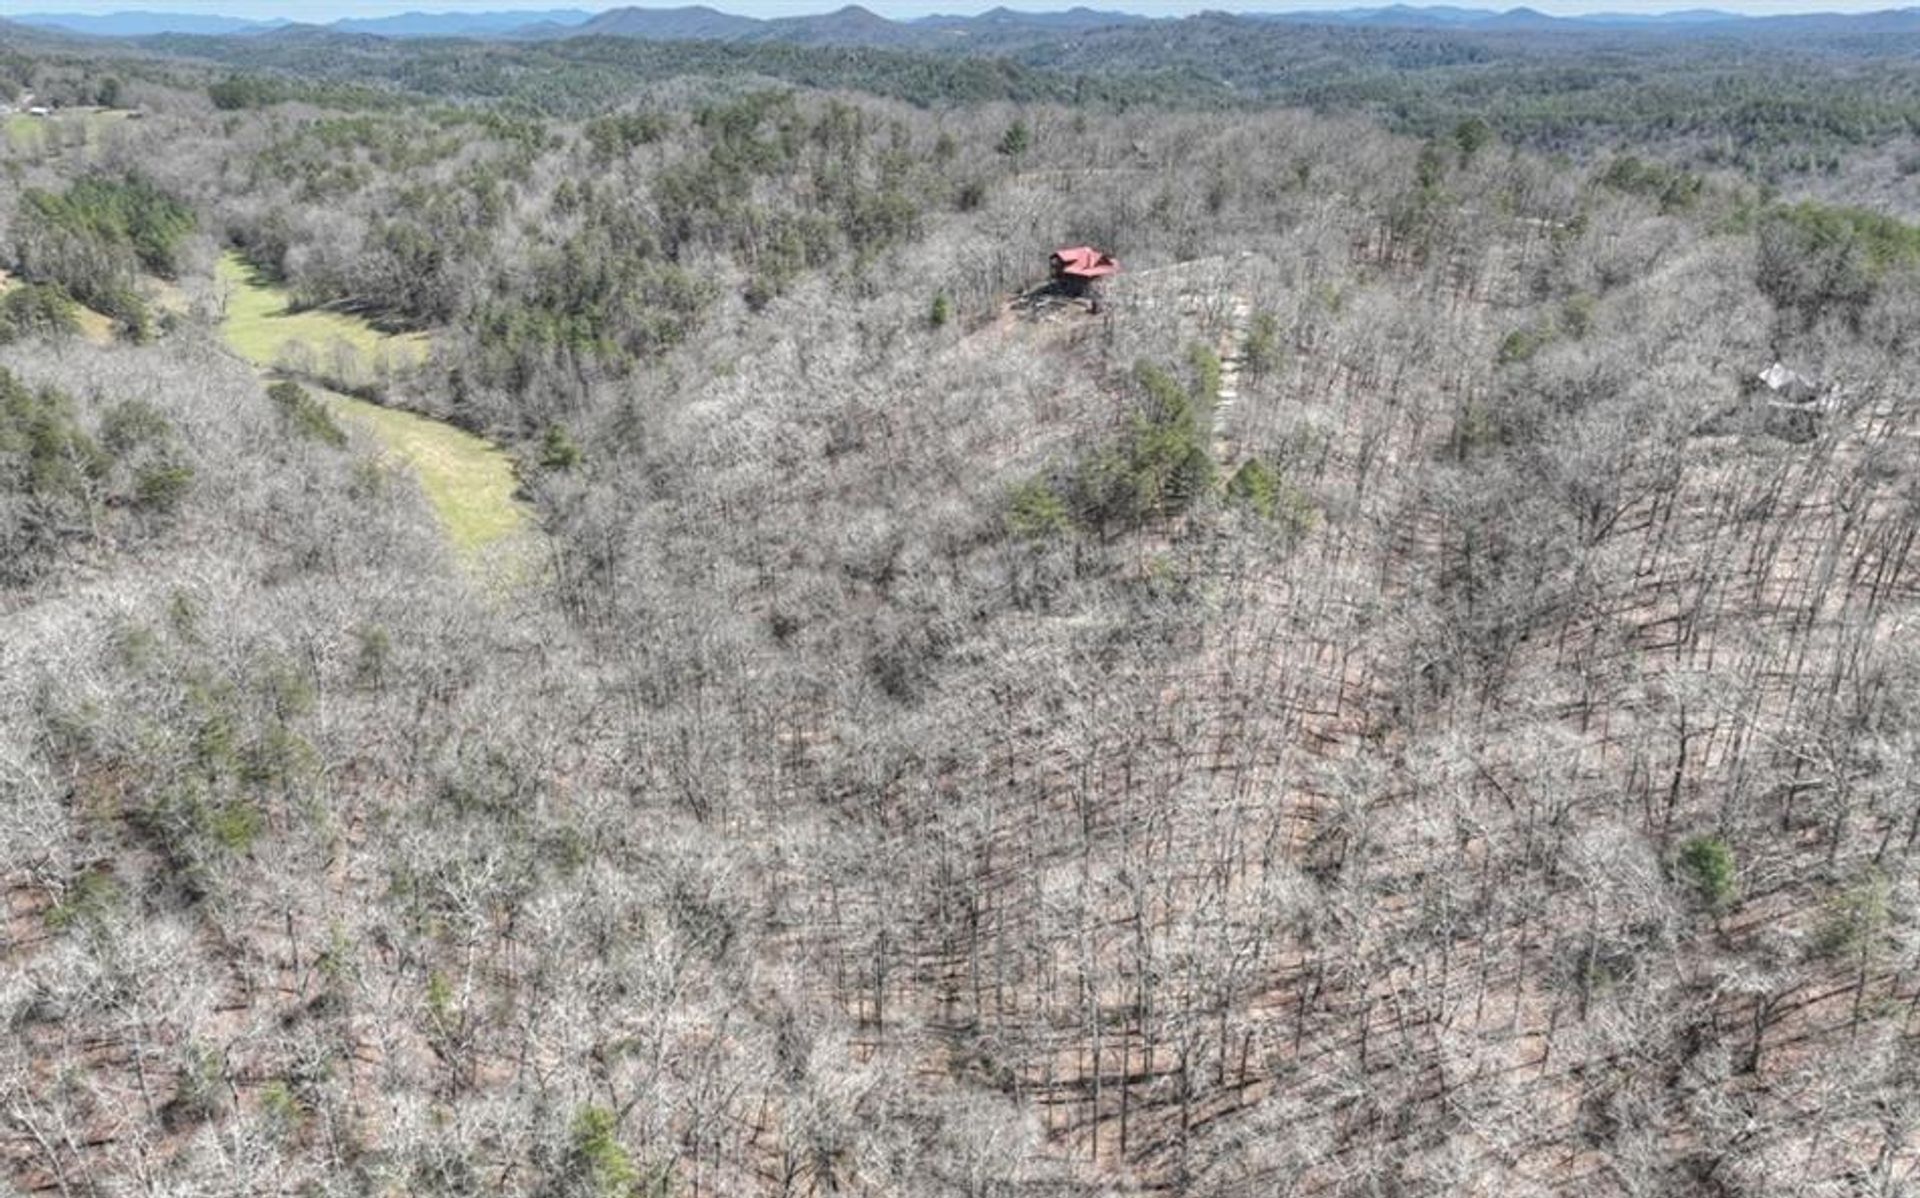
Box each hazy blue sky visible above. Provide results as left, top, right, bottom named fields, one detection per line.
left=16, top=0, right=1911, bottom=18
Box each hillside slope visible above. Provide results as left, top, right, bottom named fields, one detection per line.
left=5, top=59, right=1920, bottom=1198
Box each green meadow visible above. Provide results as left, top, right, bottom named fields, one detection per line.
left=3, top=108, right=132, bottom=157
left=216, top=252, right=429, bottom=386
left=215, top=252, right=529, bottom=564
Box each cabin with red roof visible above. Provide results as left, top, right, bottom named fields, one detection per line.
left=1050, top=245, right=1120, bottom=298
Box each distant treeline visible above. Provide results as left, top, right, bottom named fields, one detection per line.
left=122, top=17, right=1920, bottom=178
left=160, top=32, right=1215, bottom=114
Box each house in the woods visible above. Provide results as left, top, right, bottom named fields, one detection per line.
left=1050, top=245, right=1120, bottom=298
left=1696, top=361, right=1838, bottom=443
left=1756, top=361, right=1819, bottom=406
left=1755, top=360, right=1841, bottom=442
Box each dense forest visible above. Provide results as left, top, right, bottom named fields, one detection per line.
left=6, top=11, right=1920, bottom=1196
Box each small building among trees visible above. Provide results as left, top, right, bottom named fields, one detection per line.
left=1699, top=360, right=1840, bottom=443
left=1754, top=360, right=1839, bottom=442
left=1756, top=361, right=1820, bottom=406
left=1050, top=245, right=1120, bottom=298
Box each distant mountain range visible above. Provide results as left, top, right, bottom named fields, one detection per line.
left=9, top=8, right=597, bottom=38
left=1248, top=2, right=1920, bottom=28
left=1245, top=3, right=1748, bottom=25
left=10, top=10, right=286, bottom=35
left=334, top=9, right=596, bottom=35
left=10, top=3, right=1920, bottom=43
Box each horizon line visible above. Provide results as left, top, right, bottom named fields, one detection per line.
left=13, top=0, right=1920, bottom=24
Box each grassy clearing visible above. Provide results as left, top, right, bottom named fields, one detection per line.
left=71, top=305, right=115, bottom=345
left=314, top=382, right=528, bottom=559
left=3, top=109, right=131, bottom=157
left=215, top=253, right=528, bottom=565
left=2, top=115, right=40, bottom=153
left=216, top=253, right=428, bottom=391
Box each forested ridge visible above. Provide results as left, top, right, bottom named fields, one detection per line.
left=67, top=14, right=1920, bottom=187
left=6, top=19, right=1920, bottom=1198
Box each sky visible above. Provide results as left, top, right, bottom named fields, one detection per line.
left=12, top=0, right=1912, bottom=19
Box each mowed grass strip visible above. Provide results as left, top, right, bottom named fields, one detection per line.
left=216, top=252, right=428, bottom=379
left=314, top=383, right=528, bottom=555
left=216, top=252, right=527, bottom=562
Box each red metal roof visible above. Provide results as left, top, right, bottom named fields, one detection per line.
left=1051, top=245, right=1120, bottom=279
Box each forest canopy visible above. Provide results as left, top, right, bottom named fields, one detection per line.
left=5, top=13, right=1920, bottom=1198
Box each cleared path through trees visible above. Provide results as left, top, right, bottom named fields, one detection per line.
left=1211, top=293, right=1252, bottom=466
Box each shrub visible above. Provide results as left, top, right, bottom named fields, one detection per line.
left=568, top=1106, right=640, bottom=1198
left=99, top=402, right=193, bottom=511
left=1817, top=872, right=1890, bottom=960
left=242, top=722, right=317, bottom=792
left=1415, top=140, right=1447, bottom=190
left=1450, top=398, right=1502, bottom=459
left=1679, top=836, right=1736, bottom=912
left=266, top=380, right=348, bottom=448
left=1187, top=342, right=1223, bottom=408
left=134, top=462, right=195, bottom=512
left=258, top=1079, right=302, bottom=1134
left=540, top=424, right=581, bottom=471
left=96, top=286, right=154, bottom=343
left=1228, top=457, right=1279, bottom=518
left=100, top=398, right=172, bottom=456
left=996, top=119, right=1031, bottom=159
left=1454, top=116, right=1493, bottom=163
left=45, top=870, right=121, bottom=932
left=1244, top=312, right=1283, bottom=377
left=929, top=292, right=952, bottom=329
left=1497, top=321, right=1555, bottom=365
left=0, top=282, right=80, bottom=342
left=133, top=782, right=261, bottom=900
left=1228, top=457, right=1319, bottom=538
left=426, top=971, right=459, bottom=1039
left=743, top=276, right=779, bottom=312
left=1006, top=478, right=1073, bottom=540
